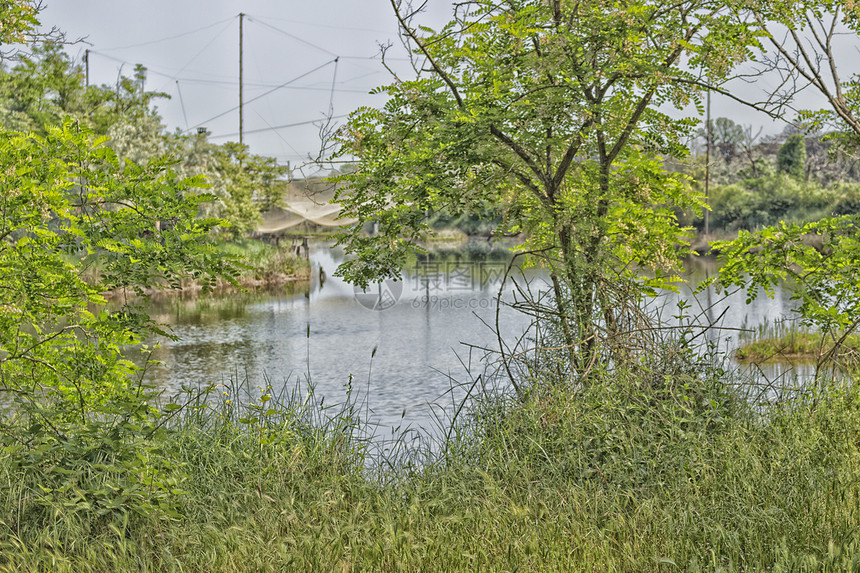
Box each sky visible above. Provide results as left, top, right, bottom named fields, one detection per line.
left=38, top=0, right=454, bottom=174
left=36, top=1, right=843, bottom=172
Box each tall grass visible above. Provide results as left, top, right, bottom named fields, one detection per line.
left=2, top=350, right=860, bottom=570
left=217, top=239, right=311, bottom=285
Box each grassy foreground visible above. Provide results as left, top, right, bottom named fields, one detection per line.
left=2, top=363, right=860, bottom=571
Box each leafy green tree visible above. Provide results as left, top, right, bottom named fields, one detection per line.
left=0, top=43, right=290, bottom=238
left=175, top=136, right=289, bottom=237
left=0, top=2, right=258, bottom=516
left=0, top=122, right=238, bottom=514
left=777, top=134, right=807, bottom=179
left=715, top=3, right=860, bottom=367
left=0, top=42, right=79, bottom=131
left=0, top=0, right=38, bottom=47
left=334, top=0, right=759, bottom=380
left=715, top=117, right=745, bottom=163
left=699, top=117, right=745, bottom=163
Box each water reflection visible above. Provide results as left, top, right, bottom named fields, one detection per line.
left=144, top=243, right=534, bottom=433
left=142, top=245, right=812, bottom=432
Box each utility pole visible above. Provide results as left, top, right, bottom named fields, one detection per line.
left=239, top=12, right=244, bottom=145
left=704, top=89, right=711, bottom=236
left=84, top=49, right=89, bottom=87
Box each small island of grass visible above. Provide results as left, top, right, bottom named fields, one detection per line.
left=735, top=328, right=860, bottom=362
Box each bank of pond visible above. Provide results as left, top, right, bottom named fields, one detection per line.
left=2, top=361, right=859, bottom=571
left=3, top=241, right=859, bottom=570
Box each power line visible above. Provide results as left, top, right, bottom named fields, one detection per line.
left=246, top=16, right=339, bottom=58
left=247, top=14, right=392, bottom=35
left=247, top=15, right=411, bottom=64
left=182, top=59, right=337, bottom=133
left=87, top=50, right=379, bottom=93
left=98, top=16, right=236, bottom=51
left=88, top=50, right=235, bottom=85
left=208, top=114, right=350, bottom=139
left=253, top=110, right=306, bottom=159
left=155, top=18, right=234, bottom=92
left=175, top=80, right=190, bottom=130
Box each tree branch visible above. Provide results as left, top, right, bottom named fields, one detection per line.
left=390, top=0, right=465, bottom=109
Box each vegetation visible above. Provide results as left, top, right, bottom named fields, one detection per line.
left=777, top=134, right=808, bottom=179
left=736, top=326, right=860, bottom=362
left=335, top=0, right=761, bottom=382
left=0, top=42, right=290, bottom=236
left=4, top=1, right=860, bottom=571
left=216, top=239, right=310, bottom=288
left=711, top=4, right=860, bottom=368
left=2, top=362, right=860, bottom=571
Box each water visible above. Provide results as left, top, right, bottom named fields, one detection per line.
left=145, top=243, right=535, bottom=435
left=142, top=243, right=807, bottom=434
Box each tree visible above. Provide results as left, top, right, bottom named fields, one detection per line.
left=700, top=117, right=745, bottom=163
left=334, top=0, right=760, bottom=381
left=0, top=44, right=291, bottom=238
left=0, top=2, right=244, bottom=517
left=174, top=136, right=289, bottom=237
left=0, top=121, right=240, bottom=513
left=777, top=133, right=807, bottom=178
left=739, top=123, right=764, bottom=177
left=0, top=0, right=38, bottom=48
left=752, top=2, right=860, bottom=141
left=714, top=2, right=860, bottom=372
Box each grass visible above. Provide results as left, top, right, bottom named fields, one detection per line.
left=2, top=355, right=860, bottom=571
left=217, top=239, right=311, bottom=287
left=735, top=322, right=860, bottom=363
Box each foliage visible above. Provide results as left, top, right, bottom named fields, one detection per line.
left=0, top=122, right=237, bottom=516
left=0, top=43, right=290, bottom=238
left=714, top=215, right=860, bottom=368
left=3, top=365, right=860, bottom=570
left=699, top=116, right=745, bottom=163
left=705, top=173, right=847, bottom=230
left=175, top=137, right=289, bottom=238
left=735, top=326, right=860, bottom=362
left=334, top=0, right=761, bottom=380
left=777, top=133, right=807, bottom=178
left=715, top=4, right=860, bottom=356
left=755, top=2, right=860, bottom=144
left=0, top=0, right=37, bottom=46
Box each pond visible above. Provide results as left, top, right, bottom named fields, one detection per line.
left=141, top=242, right=806, bottom=436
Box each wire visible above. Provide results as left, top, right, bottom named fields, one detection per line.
left=247, top=16, right=411, bottom=67
left=247, top=14, right=392, bottom=35
left=207, top=114, right=350, bottom=139
left=183, top=59, right=337, bottom=133
left=98, top=16, right=236, bottom=51
left=89, top=50, right=238, bottom=85
left=155, top=18, right=234, bottom=92
left=175, top=80, right=190, bottom=130
left=246, top=16, right=339, bottom=58
left=87, top=51, right=378, bottom=93
left=184, top=80, right=375, bottom=94
left=328, top=57, right=339, bottom=116
left=253, top=110, right=306, bottom=159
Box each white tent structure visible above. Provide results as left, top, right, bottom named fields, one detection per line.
left=257, top=178, right=356, bottom=233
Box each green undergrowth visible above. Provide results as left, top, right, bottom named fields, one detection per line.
left=736, top=326, right=860, bottom=363
left=217, top=239, right=311, bottom=285
left=2, top=363, right=860, bottom=571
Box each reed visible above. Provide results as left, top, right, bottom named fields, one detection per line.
left=2, top=359, right=860, bottom=571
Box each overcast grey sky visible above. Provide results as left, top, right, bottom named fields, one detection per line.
left=37, top=1, right=832, bottom=169
left=38, top=1, right=456, bottom=171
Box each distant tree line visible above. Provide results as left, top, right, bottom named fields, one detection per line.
left=686, top=116, right=860, bottom=231
left=0, top=43, right=289, bottom=237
